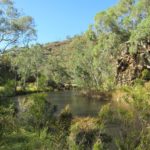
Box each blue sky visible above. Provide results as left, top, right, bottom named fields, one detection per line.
left=14, top=0, right=118, bottom=44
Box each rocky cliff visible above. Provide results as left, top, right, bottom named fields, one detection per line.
left=116, top=41, right=150, bottom=85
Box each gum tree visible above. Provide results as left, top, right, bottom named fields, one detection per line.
left=0, top=0, right=36, bottom=53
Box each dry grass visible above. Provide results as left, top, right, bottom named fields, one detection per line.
left=72, top=117, right=98, bottom=131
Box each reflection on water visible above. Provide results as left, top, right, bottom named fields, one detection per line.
left=16, top=90, right=108, bottom=117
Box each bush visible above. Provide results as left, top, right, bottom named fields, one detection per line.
left=38, top=75, right=48, bottom=91
left=141, top=69, right=150, bottom=80
left=2, top=80, right=16, bottom=96
left=59, top=105, right=73, bottom=132
left=98, top=84, right=150, bottom=150
left=0, top=104, right=16, bottom=137
left=22, top=94, right=56, bottom=135
left=69, top=117, right=99, bottom=150
left=98, top=104, right=116, bottom=126
left=93, top=139, right=103, bottom=150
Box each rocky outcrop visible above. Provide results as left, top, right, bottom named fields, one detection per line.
left=45, top=40, right=71, bottom=52
left=116, top=41, right=150, bottom=85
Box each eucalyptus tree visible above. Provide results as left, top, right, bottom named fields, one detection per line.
left=11, top=44, right=46, bottom=90
left=29, top=44, right=46, bottom=89
left=0, top=0, right=36, bottom=53
left=68, top=32, right=104, bottom=90
left=95, top=0, right=150, bottom=53
left=10, top=47, right=32, bottom=90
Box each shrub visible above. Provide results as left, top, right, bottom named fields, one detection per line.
left=0, top=104, right=16, bottom=137
left=93, top=139, right=103, bottom=150
left=22, top=94, right=56, bottom=135
left=59, top=105, right=73, bottom=132
left=69, top=117, right=99, bottom=150
left=141, top=69, right=150, bottom=80
left=2, top=80, right=16, bottom=96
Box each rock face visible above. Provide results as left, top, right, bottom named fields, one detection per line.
left=116, top=41, right=150, bottom=85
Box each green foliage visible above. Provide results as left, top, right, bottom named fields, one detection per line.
left=0, top=55, right=15, bottom=84
left=136, top=129, right=150, bottom=150
left=93, top=139, right=103, bottom=150
left=1, top=0, right=150, bottom=91
left=97, top=84, right=150, bottom=150
left=69, top=128, right=98, bottom=150
left=98, top=104, right=115, bottom=126
left=1, top=0, right=150, bottom=149
left=0, top=103, right=15, bottom=137
left=10, top=45, right=46, bottom=90
left=23, top=94, right=55, bottom=134
left=141, top=69, right=150, bottom=80
left=59, top=105, right=73, bottom=132
left=0, top=0, right=36, bottom=53
left=38, top=75, right=48, bottom=90
left=68, top=117, right=100, bottom=150
left=0, top=93, right=72, bottom=150
left=134, top=78, right=145, bottom=86
left=0, top=80, right=16, bottom=96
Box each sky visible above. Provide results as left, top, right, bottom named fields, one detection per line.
left=14, top=0, right=118, bottom=44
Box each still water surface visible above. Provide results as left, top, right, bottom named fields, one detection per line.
left=16, top=90, right=108, bottom=117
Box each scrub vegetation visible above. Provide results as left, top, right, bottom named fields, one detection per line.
left=0, top=0, right=150, bottom=149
